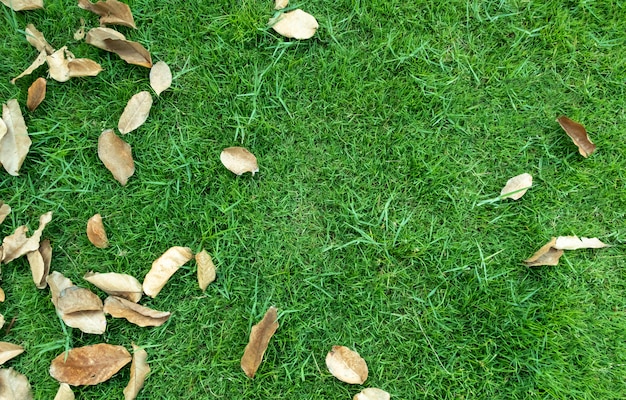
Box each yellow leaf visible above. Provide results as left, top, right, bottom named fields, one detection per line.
left=142, top=246, right=192, bottom=298
left=553, top=236, right=609, bottom=250
left=241, top=306, right=279, bottom=378
left=118, top=91, right=153, bottom=134
left=97, top=129, right=135, bottom=185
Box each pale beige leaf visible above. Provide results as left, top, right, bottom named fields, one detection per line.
left=0, top=118, right=5, bottom=141
left=149, top=61, right=172, bottom=96
left=27, top=77, right=46, bottom=112
left=524, top=237, right=564, bottom=267
left=118, top=91, right=152, bottom=134
left=10, top=50, right=47, bottom=84
left=103, top=38, right=152, bottom=67
left=98, top=129, right=135, bottom=185
left=27, top=239, right=51, bottom=289
left=270, top=9, right=319, bottom=40
left=1, top=0, right=42, bottom=11
left=47, top=47, right=101, bottom=81
left=86, top=214, right=108, bottom=248
left=274, top=0, right=288, bottom=9
left=103, top=296, right=170, bottom=327
left=196, top=249, right=216, bottom=291
left=56, top=286, right=106, bottom=334
left=47, top=47, right=71, bottom=82
left=0, top=289, right=4, bottom=302
left=73, top=18, right=86, bottom=41
left=54, top=383, right=74, bottom=400
left=2, top=211, right=52, bottom=264
left=0, top=202, right=10, bottom=225
left=142, top=246, right=192, bottom=298
left=325, top=345, right=368, bottom=384
left=1, top=99, right=31, bottom=176
left=220, top=147, right=259, bottom=176
left=47, top=271, right=73, bottom=307
left=0, top=343, right=24, bottom=365
left=0, top=315, right=4, bottom=329
left=500, top=173, right=532, bottom=200
left=0, top=368, right=32, bottom=400
left=557, top=116, right=596, bottom=158
left=25, top=24, right=54, bottom=54
left=84, top=271, right=142, bottom=302
left=77, top=0, right=136, bottom=28
left=68, top=58, right=102, bottom=78
left=354, top=388, right=391, bottom=400
left=85, top=27, right=126, bottom=50
left=241, top=306, right=279, bottom=378
left=123, top=344, right=149, bottom=400
left=49, top=344, right=131, bottom=386
left=554, top=236, right=609, bottom=250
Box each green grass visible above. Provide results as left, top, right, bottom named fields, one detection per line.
left=1, top=0, right=626, bottom=398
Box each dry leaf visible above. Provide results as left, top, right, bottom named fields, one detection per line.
left=86, top=214, right=108, bottom=248
left=196, top=249, right=216, bottom=291
left=123, top=344, right=149, bottom=400
left=241, top=306, right=279, bottom=378
left=270, top=9, right=319, bottom=40
left=27, top=77, right=46, bottom=112
left=0, top=343, right=24, bottom=365
left=500, top=173, right=532, bottom=200
left=56, top=286, right=106, bottom=334
left=54, top=383, right=74, bottom=400
left=26, top=239, right=51, bottom=289
left=0, top=315, right=4, bottom=329
left=0, top=202, right=10, bottom=225
left=2, top=211, right=52, bottom=264
left=69, top=58, right=103, bottom=78
left=103, top=296, right=170, bottom=327
left=25, top=24, right=54, bottom=54
left=0, top=119, right=5, bottom=141
left=103, top=38, right=152, bottom=67
left=1, top=0, right=42, bottom=11
left=47, top=47, right=102, bottom=82
left=77, top=0, right=136, bottom=28
left=1, top=99, right=31, bottom=176
left=118, top=91, right=153, bottom=134
left=220, top=147, right=259, bottom=176
left=557, top=116, right=596, bottom=158
left=325, top=345, right=368, bottom=384
left=98, top=129, right=135, bottom=185
left=554, top=236, right=609, bottom=250
left=85, top=27, right=126, bottom=49
left=84, top=271, right=142, bottom=302
left=0, top=368, right=32, bottom=400
left=275, top=0, right=288, bottom=10
left=149, top=61, right=172, bottom=96
left=0, top=290, right=5, bottom=302
left=524, top=237, right=564, bottom=267
left=354, top=388, right=391, bottom=400
left=49, top=344, right=131, bottom=386
left=142, top=246, right=192, bottom=298
left=74, top=18, right=86, bottom=41
left=47, top=271, right=73, bottom=307
left=10, top=50, right=47, bottom=84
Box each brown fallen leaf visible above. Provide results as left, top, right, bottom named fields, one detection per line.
left=0, top=343, right=24, bottom=365
left=241, top=306, right=279, bottom=378
left=27, top=77, right=46, bottom=112
left=142, top=246, right=192, bottom=298
left=196, top=249, right=216, bottom=291
left=149, top=61, right=172, bottom=96
left=220, top=147, right=259, bottom=176
left=74, top=18, right=86, bottom=41
left=500, top=173, right=532, bottom=200
left=10, top=50, right=47, bottom=84
left=26, top=238, right=51, bottom=289
left=325, top=345, right=368, bottom=384
left=84, top=271, right=142, bottom=302
left=103, top=38, right=152, bottom=67
left=47, top=271, right=73, bottom=307
left=123, top=344, right=150, bottom=400
left=557, top=116, right=596, bottom=158
left=118, top=91, right=153, bottom=134
left=86, top=214, right=108, bottom=248
left=554, top=236, right=609, bottom=250
left=1, top=99, right=31, bottom=176
left=49, top=344, right=131, bottom=386
left=47, top=47, right=102, bottom=82
left=0, top=368, right=32, bottom=399
left=85, top=27, right=126, bottom=49
left=354, top=388, right=391, bottom=400
left=0, top=202, right=10, bottom=224
left=77, top=0, right=136, bottom=28
left=25, top=24, right=54, bottom=55
left=524, top=237, right=563, bottom=267
left=0, top=0, right=42, bottom=11
left=103, top=296, right=170, bottom=327
left=98, top=129, right=135, bottom=185
left=270, top=9, right=319, bottom=40
left=69, top=58, right=103, bottom=78
left=54, top=383, right=74, bottom=400
left=2, top=211, right=52, bottom=264
left=56, top=286, right=106, bottom=334
left=275, top=0, right=288, bottom=10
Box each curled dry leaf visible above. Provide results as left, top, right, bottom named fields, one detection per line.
left=10, top=50, right=47, bottom=84
left=0, top=368, right=32, bottom=400
left=25, top=24, right=54, bottom=55
left=557, top=116, right=596, bottom=158
left=354, top=388, right=391, bottom=400
left=1, top=99, right=31, bottom=176
left=47, top=47, right=102, bottom=82
left=0, top=202, right=10, bottom=225
left=2, top=211, right=52, bottom=264
left=241, top=306, right=279, bottom=378
left=149, top=61, right=172, bottom=96
left=47, top=271, right=73, bottom=307
left=78, top=0, right=136, bottom=28
left=270, top=9, right=319, bottom=40
left=500, top=173, right=532, bottom=200
left=26, top=238, right=51, bottom=289
left=103, top=296, right=170, bottom=327
left=325, top=345, right=368, bottom=384
left=49, top=344, right=131, bottom=386
left=524, top=237, right=563, bottom=267
left=123, top=344, right=150, bottom=400
left=196, top=249, right=216, bottom=291
left=0, top=343, right=24, bottom=365
left=220, top=147, right=259, bottom=176
left=275, top=0, right=288, bottom=10
left=56, top=286, right=106, bottom=334
left=98, top=129, right=135, bottom=185
left=84, top=271, right=142, bottom=302
left=27, top=77, right=46, bottom=112
left=118, top=91, right=153, bottom=134
left=85, top=27, right=126, bottom=49
left=54, top=383, right=74, bottom=400
left=0, top=0, right=42, bottom=11
left=103, top=38, right=152, bottom=67
left=86, top=214, right=108, bottom=248
left=554, top=236, right=609, bottom=250
left=74, top=18, right=86, bottom=41
left=142, top=246, right=192, bottom=298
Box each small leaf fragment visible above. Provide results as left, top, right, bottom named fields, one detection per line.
left=118, top=91, right=153, bottom=134
left=500, top=173, right=532, bottom=200
left=270, top=9, right=319, bottom=40
left=1, top=0, right=42, bottom=11
left=1, top=99, right=31, bottom=176
left=524, top=237, right=563, bottom=267
left=554, top=236, right=609, bottom=250
left=241, top=306, right=279, bottom=378
left=557, top=116, right=596, bottom=158
left=98, top=129, right=135, bottom=185
left=325, top=345, right=368, bottom=384
left=47, top=271, right=73, bottom=307
left=103, top=38, right=152, bottom=67
left=354, top=388, right=391, bottom=400
left=142, top=246, right=192, bottom=298
left=54, top=383, right=74, bottom=400
left=77, top=0, right=136, bottom=28
left=25, top=24, right=54, bottom=54
left=85, top=27, right=126, bottom=49
left=27, top=77, right=46, bottom=112
left=10, top=50, right=47, bottom=84
left=103, top=296, right=170, bottom=327
left=0, top=368, right=32, bottom=399
left=73, top=18, right=86, bottom=41
left=123, top=344, right=150, bottom=400
left=86, top=214, right=108, bottom=248
left=2, top=211, right=52, bottom=264
left=196, top=249, right=216, bottom=291
left=84, top=271, right=142, bottom=302
left=49, top=344, right=131, bottom=386
left=220, top=147, right=259, bottom=176
left=274, top=0, right=288, bottom=9
left=0, top=343, right=24, bottom=365
left=0, top=202, right=10, bottom=225
left=149, top=61, right=172, bottom=96
left=56, top=286, right=106, bottom=334
left=26, top=238, right=51, bottom=289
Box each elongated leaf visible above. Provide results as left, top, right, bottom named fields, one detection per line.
left=49, top=344, right=131, bottom=385
left=241, top=306, right=279, bottom=378
left=0, top=368, right=32, bottom=399
left=27, top=77, right=46, bottom=112
left=85, top=27, right=126, bottom=49
left=25, top=24, right=54, bottom=54
left=103, top=38, right=152, bottom=67
left=10, top=50, right=47, bottom=84
left=524, top=237, right=563, bottom=267
left=98, top=129, right=135, bottom=185
left=103, top=296, right=170, bottom=327
left=118, top=91, right=152, bottom=134
left=26, top=238, right=51, bottom=289
left=123, top=344, right=149, bottom=400
left=77, top=0, right=136, bottom=28
left=142, top=246, right=192, bottom=298
left=196, top=249, right=216, bottom=291
left=1, top=99, right=31, bottom=176
left=84, top=271, right=142, bottom=302
left=149, top=61, right=172, bottom=95
left=557, top=116, right=596, bottom=157
left=553, top=236, right=609, bottom=250
left=1, top=0, right=42, bottom=11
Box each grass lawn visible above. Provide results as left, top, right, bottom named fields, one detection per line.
left=1, top=0, right=626, bottom=398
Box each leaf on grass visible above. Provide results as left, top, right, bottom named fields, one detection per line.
left=77, top=0, right=136, bottom=28
left=26, top=238, right=51, bottom=289
left=56, top=286, right=106, bottom=334
left=274, top=0, right=288, bottom=10
left=98, top=129, right=135, bottom=185
left=27, top=77, right=46, bottom=112
left=354, top=388, right=391, bottom=400
left=524, top=237, right=563, bottom=267
left=73, top=18, right=86, bottom=41
left=49, top=344, right=131, bottom=386
left=196, top=249, right=216, bottom=291
left=0, top=368, right=32, bottom=399
left=25, top=24, right=54, bottom=54
left=1, top=99, right=31, bottom=176
left=149, top=61, right=172, bottom=95
left=103, top=38, right=152, bottom=67
left=325, top=345, right=368, bottom=384
left=0, top=0, right=42, bottom=11
left=118, top=91, right=153, bottom=134
left=0, top=202, right=10, bottom=225
left=84, top=271, right=142, bottom=302
left=10, top=50, right=47, bottom=84
left=241, top=306, right=279, bottom=378
left=123, top=344, right=149, bottom=400
left=85, top=27, right=126, bottom=49
left=220, top=147, right=259, bottom=176
left=47, top=271, right=73, bottom=307
left=0, top=119, right=5, bottom=141
left=54, top=383, right=74, bottom=400
left=2, top=211, right=52, bottom=264
left=0, top=343, right=24, bottom=365
left=104, top=296, right=170, bottom=327
left=86, top=214, right=108, bottom=248
left=270, top=9, right=319, bottom=40
left=553, top=236, right=609, bottom=250
left=557, top=116, right=596, bottom=158
left=142, top=246, right=192, bottom=298
left=47, top=47, right=102, bottom=82
left=0, top=315, right=4, bottom=328
left=0, top=290, right=5, bottom=302
left=500, top=173, right=532, bottom=200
